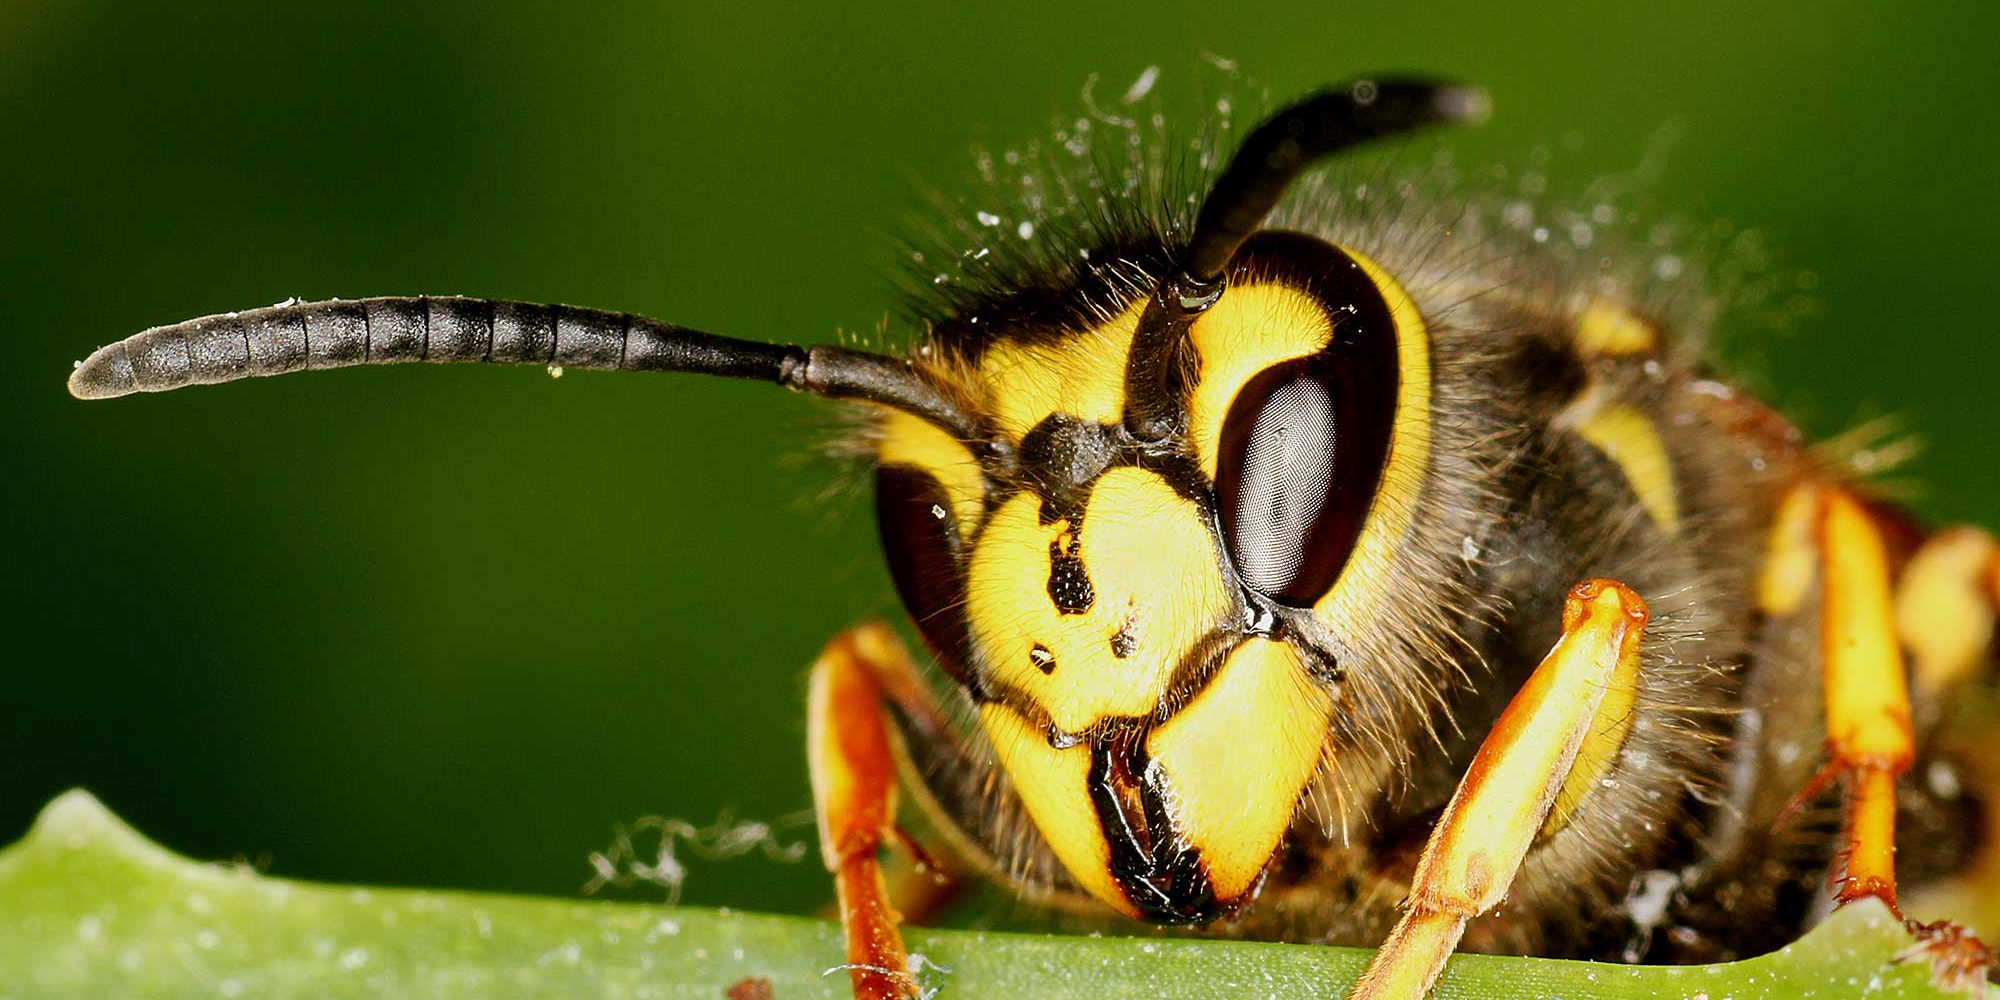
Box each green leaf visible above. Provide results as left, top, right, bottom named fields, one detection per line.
left=0, top=790, right=1988, bottom=999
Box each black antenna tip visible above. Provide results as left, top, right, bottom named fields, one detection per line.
left=1339, top=75, right=1491, bottom=122
left=1417, top=81, right=1491, bottom=125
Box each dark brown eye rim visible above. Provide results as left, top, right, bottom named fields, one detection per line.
left=1213, top=235, right=1401, bottom=609
left=874, top=464, right=975, bottom=685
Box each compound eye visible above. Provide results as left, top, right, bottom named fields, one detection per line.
left=875, top=465, right=974, bottom=683
left=1215, top=356, right=1353, bottom=606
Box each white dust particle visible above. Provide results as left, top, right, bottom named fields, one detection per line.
left=1123, top=66, right=1159, bottom=103
left=1626, top=870, right=1679, bottom=930
left=537, top=941, right=583, bottom=966
left=1927, top=760, right=1962, bottom=798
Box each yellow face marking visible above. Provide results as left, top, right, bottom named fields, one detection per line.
left=1313, top=248, right=1432, bottom=636
left=1574, top=300, right=1658, bottom=356
left=875, top=409, right=984, bottom=530
left=967, top=467, right=1233, bottom=734
left=1185, top=282, right=1335, bottom=480
left=1574, top=403, right=1682, bottom=532
left=1145, top=638, right=1333, bottom=900
left=977, top=298, right=1145, bottom=443
left=979, top=703, right=1134, bottom=916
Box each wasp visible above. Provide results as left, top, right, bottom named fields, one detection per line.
left=65, top=76, right=2000, bottom=997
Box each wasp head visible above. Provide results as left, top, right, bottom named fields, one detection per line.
left=871, top=79, right=1476, bottom=921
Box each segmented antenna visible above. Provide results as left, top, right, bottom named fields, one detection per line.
left=67, top=296, right=973, bottom=435
left=1121, top=77, right=1490, bottom=442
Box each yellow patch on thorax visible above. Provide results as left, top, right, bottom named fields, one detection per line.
left=1574, top=299, right=1659, bottom=357
left=1572, top=402, right=1682, bottom=532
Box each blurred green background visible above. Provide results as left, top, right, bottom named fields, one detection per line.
left=4, top=1, right=1997, bottom=922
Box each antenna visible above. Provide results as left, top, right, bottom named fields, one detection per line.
left=1121, top=77, right=1490, bottom=442
left=68, top=295, right=975, bottom=437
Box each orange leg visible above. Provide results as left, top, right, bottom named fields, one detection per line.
left=1770, top=486, right=1995, bottom=991
left=1817, top=487, right=1917, bottom=906
left=1349, top=579, right=1649, bottom=1000
left=808, top=625, right=925, bottom=1000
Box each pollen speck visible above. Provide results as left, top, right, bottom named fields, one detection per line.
left=1110, top=618, right=1139, bottom=659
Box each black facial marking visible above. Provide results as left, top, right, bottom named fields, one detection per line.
left=1030, top=643, right=1057, bottom=674
left=1088, top=738, right=1224, bottom=924
left=1019, top=414, right=1116, bottom=494
left=1046, top=526, right=1095, bottom=615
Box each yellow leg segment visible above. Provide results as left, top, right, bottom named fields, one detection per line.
left=1895, top=526, right=1998, bottom=697
left=808, top=624, right=924, bottom=1000
left=1769, top=486, right=1997, bottom=990
left=1812, top=489, right=1916, bottom=906
left=1349, top=580, right=1648, bottom=1000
